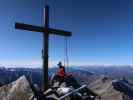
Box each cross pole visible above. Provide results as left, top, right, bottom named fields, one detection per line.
left=15, top=5, right=72, bottom=90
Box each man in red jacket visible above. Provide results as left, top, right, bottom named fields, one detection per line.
left=53, top=61, right=66, bottom=85
left=57, top=62, right=66, bottom=77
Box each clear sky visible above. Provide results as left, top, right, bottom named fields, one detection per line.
left=0, top=0, right=132, bottom=67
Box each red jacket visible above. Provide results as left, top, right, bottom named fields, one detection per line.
left=57, top=67, right=65, bottom=77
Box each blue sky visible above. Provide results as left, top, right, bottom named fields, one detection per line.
left=0, top=0, right=133, bottom=67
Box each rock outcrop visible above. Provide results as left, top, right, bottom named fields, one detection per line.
left=88, top=76, right=133, bottom=100
left=0, top=76, right=34, bottom=100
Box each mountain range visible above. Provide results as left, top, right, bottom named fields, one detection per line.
left=0, top=66, right=133, bottom=100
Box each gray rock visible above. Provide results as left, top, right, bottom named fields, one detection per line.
left=88, top=77, right=133, bottom=100
left=0, top=76, right=34, bottom=100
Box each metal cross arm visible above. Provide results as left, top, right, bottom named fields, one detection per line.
left=15, top=22, right=72, bottom=37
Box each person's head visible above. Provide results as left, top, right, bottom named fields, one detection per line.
left=57, top=61, right=63, bottom=68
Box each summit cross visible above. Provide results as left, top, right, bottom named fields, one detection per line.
left=15, top=5, right=72, bottom=90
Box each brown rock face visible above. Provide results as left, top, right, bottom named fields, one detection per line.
left=0, top=76, right=34, bottom=100
left=88, top=76, right=133, bottom=100
left=88, top=78, right=123, bottom=100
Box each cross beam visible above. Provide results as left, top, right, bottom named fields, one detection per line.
left=15, top=23, right=72, bottom=36
left=15, top=5, right=72, bottom=91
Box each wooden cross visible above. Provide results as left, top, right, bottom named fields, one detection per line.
left=15, top=5, right=72, bottom=90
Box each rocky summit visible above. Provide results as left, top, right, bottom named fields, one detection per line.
left=0, top=69, right=133, bottom=100
left=0, top=76, right=34, bottom=100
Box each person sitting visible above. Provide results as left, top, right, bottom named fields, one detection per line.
left=51, top=62, right=66, bottom=86
left=57, top=62, right=66, bottom=77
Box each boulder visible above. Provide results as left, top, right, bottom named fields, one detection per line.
left=0, top=76, right=34, bottom=100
